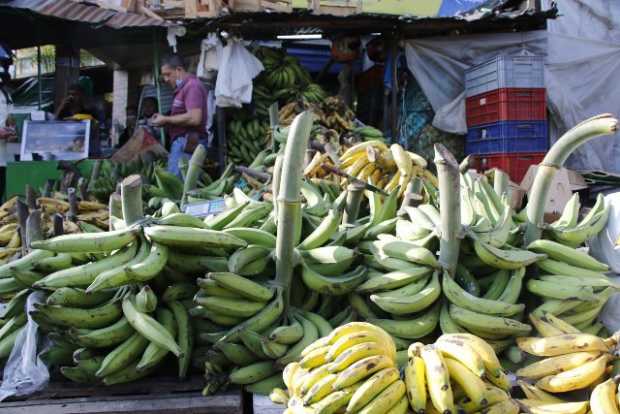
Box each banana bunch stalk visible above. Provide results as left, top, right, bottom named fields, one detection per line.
left=405, top=334, right=517, bottom=414
left=275, top=322, right=407, bottom=414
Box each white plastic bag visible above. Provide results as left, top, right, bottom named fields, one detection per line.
left=589, top=192, right=620, bottom=332
left=0, top=291, right=49, bottom=401
left=589, top=192, right=620, bottom=273
left=198, top=33, right=223, bottom=79
left=215, top=39, right=264, bottom=108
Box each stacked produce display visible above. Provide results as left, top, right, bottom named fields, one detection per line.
left=0, top=99, right=618, bottom=413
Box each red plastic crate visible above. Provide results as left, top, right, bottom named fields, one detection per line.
left=466, top=88, right=546, bottom=127
left=473, top=152, right=545, bottom=183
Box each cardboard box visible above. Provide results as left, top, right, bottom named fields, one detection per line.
left=520, top=166, right=587, bottom=222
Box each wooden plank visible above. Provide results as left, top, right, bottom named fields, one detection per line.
left=22, top=375, right=204, bottom=401
left=1, top=391, right=242, bottom=414
left=253, top=394, right=283, bottom=414
left=184, top=0, right=198, bottom=17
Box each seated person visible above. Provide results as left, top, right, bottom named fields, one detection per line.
left=54, top=84, right=95, bottom=121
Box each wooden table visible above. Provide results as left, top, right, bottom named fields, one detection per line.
left=1, top=376, right=244, bottom=414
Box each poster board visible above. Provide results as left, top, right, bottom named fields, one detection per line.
left=20, top=120, right=90, bottom=161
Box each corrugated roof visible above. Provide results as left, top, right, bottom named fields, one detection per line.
left=0, top=0, right=170, bottom=28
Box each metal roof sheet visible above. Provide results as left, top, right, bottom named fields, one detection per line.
left=0, top=0, right=170, bottom=28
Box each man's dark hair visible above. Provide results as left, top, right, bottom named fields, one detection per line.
left=162, top=54, right=186, bottom=70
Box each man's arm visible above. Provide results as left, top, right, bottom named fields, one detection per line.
left=153, top=108, right=202, bottom=127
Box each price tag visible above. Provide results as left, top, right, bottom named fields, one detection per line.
left=184, top=198, right=226, bottom=217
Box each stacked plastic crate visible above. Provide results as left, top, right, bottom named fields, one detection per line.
left=465, top=53, right=547, bottom=183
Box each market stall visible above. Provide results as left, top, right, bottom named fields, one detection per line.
left=3, top=0, right=620, bottom=413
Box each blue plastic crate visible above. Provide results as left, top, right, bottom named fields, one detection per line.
left=465, top=53, right=545, bottom=97
left=465, top=121, right=549, bottom=155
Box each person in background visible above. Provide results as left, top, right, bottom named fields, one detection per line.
left=150, top=54, right=209, bottom=177
left=141, top=97, right=158, bottom=120
left=54, top=84, right=95, bottom=121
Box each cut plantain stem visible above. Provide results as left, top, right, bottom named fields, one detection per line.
left=272, top=153, right=284, bottom=222
left=120, top=175, right=144, bottom=226
left=67, top=187, right=78, bottom=223
left=435, top=144, right=461, bottom=276
left=109, top=193, right=122, bottom=221
left=53, top=213, right=64, bottom=236
left=493, top=169, right=509, bottom=197
left=276, top=112, right=314, bottom=312
left=182, top=144, right=207, bottom=208
left=343, top=183, right=364, bottom=224
left=26, top=209, right=43, bottom=249
left=459, top=154, right=473, bottom=173
left=525, top=114, right=618, bottom=245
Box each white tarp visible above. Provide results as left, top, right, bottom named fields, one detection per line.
left=404, top=0, right=620, bottom=172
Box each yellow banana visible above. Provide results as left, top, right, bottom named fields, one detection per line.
left=590, top=378, right=620, bottom=414
left=332, top=355, right=394, bottom=390
left=445, top=358, right=488, bottom=410
left=536, top=354, right=611, bottom=393
left=517, top=334, right=611, bottom=356
left=327, top=341, right=387, bottom=373
left=404, top=343, right=427, bottom=413
left=516, top=351, right=602, bottom=380
left=421, top=344, right=454, bottom=414
left=517, top=380, right=564, bottom=403
left=357, top=379, right=406, bottom=414
left=347, top=367, right=400, bottom=412
left=529, top=402, right=589, bottom=414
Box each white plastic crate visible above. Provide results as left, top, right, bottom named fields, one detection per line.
left=465, top=53, right=544, bottom=97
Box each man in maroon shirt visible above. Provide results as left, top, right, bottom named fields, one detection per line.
left=151, top=54, right=209, bottom=176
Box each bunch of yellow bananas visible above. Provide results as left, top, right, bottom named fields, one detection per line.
left=510, top=314, right=616, bottom=414
left=405, top=334, right=516, bottom=414
left=338, top=141, right=434, bottom=197
left=276, top=322, right=406, bottom=414
left=516, top=331, right=618, bottom=396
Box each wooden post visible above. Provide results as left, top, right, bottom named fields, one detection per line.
left=54, top=44, right=80, bottom=110
left=216, top=107, right=227, bottom=176
left=390, top=35, right=399, bottom=144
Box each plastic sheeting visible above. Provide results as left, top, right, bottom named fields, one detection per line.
left=0, top=291, right=49, bottom=401
left=544, top=0, right=620, bottom=173
left=404, top=0, right=620, bottom=172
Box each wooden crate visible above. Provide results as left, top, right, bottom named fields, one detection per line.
left=153, top=0, right=223, bottom=18
left=1, top=376, right=244, bottom=414
left=230, top=0, right=292, bottom=13
left=309, top=0, right=360, bottom=16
